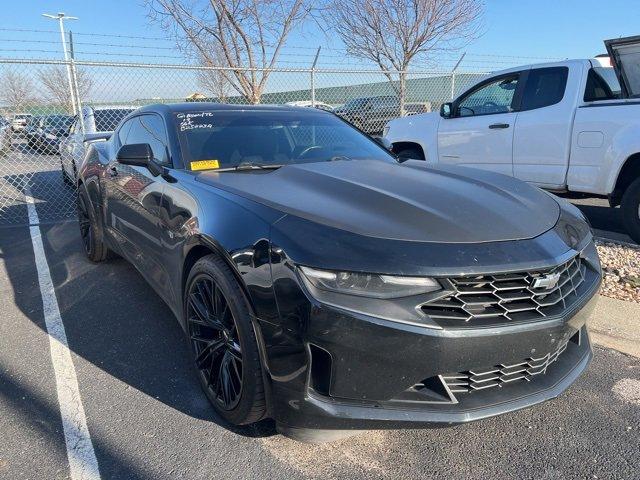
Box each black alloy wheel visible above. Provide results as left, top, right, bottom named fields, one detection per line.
left=187, top=275, right=243, bottom=410
left=76, top=188, right=111, bottom=262
left=77, top=191, right=94, bottom=256
left=184, top=255, right=266, bottom=425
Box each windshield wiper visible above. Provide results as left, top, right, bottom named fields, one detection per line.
left=216, top=162, right=284, bottom=172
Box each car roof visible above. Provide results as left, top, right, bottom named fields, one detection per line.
left=130, top=102, right=329, bottom=118
left=137, top=102, right=316, bottom=114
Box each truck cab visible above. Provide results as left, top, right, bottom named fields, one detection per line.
left=384, top=36, right=640, bottom=241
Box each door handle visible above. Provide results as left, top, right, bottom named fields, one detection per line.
left=108, top=165, right=118, bottom=177
left=489, top=123, right=510, bottom=129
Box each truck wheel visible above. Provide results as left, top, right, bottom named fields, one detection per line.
left=620, top=177, right=640, bottom=243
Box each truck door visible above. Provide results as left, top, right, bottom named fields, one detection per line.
left=512, top=66, right=574, bottom=188
left=437, top=72, right=522, bottom=176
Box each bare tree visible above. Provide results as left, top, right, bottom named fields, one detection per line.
left=147, top=0, right=315, bottom=104
left=38, top=66, right=92, bottom=113
left=330, top=0, right=482, bottom=115
left=197, top=47, right=233, bottom=102
left=0, top=68, right=36, bottom=111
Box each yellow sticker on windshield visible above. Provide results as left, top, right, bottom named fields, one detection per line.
left=191, top=159, right=220, bottom=171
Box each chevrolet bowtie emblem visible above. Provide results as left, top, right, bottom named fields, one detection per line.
left=531, top=272, right=561, bottom=290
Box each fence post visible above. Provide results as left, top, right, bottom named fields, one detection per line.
left=68, top=31, right=85, bottom=134
left=310, top=47, right=321, bottom=107
left=450, top=52, right=466, bottom=100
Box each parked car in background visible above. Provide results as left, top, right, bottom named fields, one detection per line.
left=11, top=113, right=32, bottom=132
left=25, top=114, right=73, bottom=154
left=60, top=105, right=137, bottom=183
left=0, top=117, right=12, bottom=153
left=334, top=95, right=430, bottom=135
left=384, top=36, right=640, bottom=242
left=24, top=115, right=44, bottom=148
left=285, top=100, right=334, bottom=111
left=77, top=103, right=600, bottom=442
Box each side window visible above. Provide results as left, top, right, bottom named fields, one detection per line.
left=125, top=115, right=170, bottom=165
left=584, top=67, right=622, bottom=102
left=117, top=118, right=134, bottom=145
left=520, top=67, right=568, bottom=111
left=457, top=74, right=520, bottom=117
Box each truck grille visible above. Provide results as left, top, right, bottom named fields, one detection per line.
left=442, top=339, right=570, bottom=394
left=420, top=256, right=586, bottom=327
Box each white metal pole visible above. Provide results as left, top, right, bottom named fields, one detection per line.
left=44, top=13, right=79, bottom=115
left=310, top=47, right=321, bottom=107
left=57, top=17, right=78, bottom=114
left=68, top=31, right=85, bottom=134
left=450, top=52, right=466, bottom=101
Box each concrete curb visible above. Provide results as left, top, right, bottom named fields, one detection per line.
left=589, top=295, right=640, bottom=358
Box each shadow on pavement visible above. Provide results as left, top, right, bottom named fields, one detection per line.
left=0, top=221, right=276, bottom=445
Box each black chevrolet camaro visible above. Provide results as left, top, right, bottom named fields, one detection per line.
left=77, top=103, right=601, bottom=442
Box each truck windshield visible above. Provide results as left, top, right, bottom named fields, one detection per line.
left=174, top=110, right=396, bottom=171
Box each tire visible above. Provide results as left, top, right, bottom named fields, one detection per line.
left=184, top=254, right=266, bottom=425
left=621, top=178, right=640, bottom=244
left=395, top=147, right=425, bottom=161
left=61, top=160, right=72, bottom=185
left=76, top=188, right=111, bottom=262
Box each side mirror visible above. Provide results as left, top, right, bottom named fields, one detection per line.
left=440, top=102, right=453, bottom=118
left=374, top=136, right=393, bottom=151
left=116, top=143, right=162, bottom=176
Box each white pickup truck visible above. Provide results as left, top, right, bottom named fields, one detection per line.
left=384, top=36, right=640, bottom=242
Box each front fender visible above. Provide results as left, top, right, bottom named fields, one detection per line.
left=385, top=112, right=441, bottom=163
left=604, top=124, right=640, bottom=194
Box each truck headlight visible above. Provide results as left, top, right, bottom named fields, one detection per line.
left=299, top=266, right=440, bottom=299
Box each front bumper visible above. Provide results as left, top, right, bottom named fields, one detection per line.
left=263, top=269, right=599, bottom=431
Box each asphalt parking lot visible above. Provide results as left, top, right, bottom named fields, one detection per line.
left=1, top=145, right=639, bottom=479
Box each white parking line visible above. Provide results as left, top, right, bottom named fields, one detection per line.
left=24, top=189, right=101, bottom=480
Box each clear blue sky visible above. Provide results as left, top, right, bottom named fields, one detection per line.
left=1, top=0, right=639, bottom=69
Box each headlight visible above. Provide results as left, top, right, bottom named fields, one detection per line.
left=554, top=204, right=592, bottom=250
left=299, top=266, right=440, bottom=299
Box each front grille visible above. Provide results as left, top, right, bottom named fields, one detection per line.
left=442, top=338, right=570, bottom=394
left=420, top=256, right=587, bottom=327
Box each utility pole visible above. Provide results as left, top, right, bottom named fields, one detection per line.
left=310, top=47, right=321, bottom=107
left=42, top=12, right=78, bottom=114
left=68, top=31, right=85, bottom=133
left=450, top=52, right=466, bottom=101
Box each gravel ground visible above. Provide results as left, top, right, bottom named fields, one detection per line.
left=596, top=238, right=640, bottom=303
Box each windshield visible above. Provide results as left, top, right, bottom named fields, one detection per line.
left=44, top=115, right=73, bottom=129
left=93, top=109, right=135, bottom=132
left=342, top=98, right=368, bottom=109
left=175, top=110, right=396, bottom=171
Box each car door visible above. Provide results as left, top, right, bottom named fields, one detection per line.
left=104, top=113, right=170, bottom=293
left=512, top=66, right=573, bottom=187
left=437, top=72, right=524, bottom=175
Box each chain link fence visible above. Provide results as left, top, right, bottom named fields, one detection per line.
left=0, top=57, right=488, bottom=226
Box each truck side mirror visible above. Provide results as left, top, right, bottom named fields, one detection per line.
left=440, top=102, right=453, bottom=118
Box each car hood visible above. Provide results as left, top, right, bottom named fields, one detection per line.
left=195, top=160, right=560, bottom=243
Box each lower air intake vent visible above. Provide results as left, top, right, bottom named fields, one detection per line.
left=442, top=336, right=573, bottom=394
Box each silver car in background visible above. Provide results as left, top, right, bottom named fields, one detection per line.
left=0, top=117, right=12, bottom=153
left=60, top=105, right=137, bottom=183
left=11, top=113, right=32, bottom=133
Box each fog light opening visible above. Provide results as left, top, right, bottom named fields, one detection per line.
left=309, top=344, right=333, bottom=397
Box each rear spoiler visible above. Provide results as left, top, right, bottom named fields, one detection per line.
left=83, top=132, right=112, bottom=144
